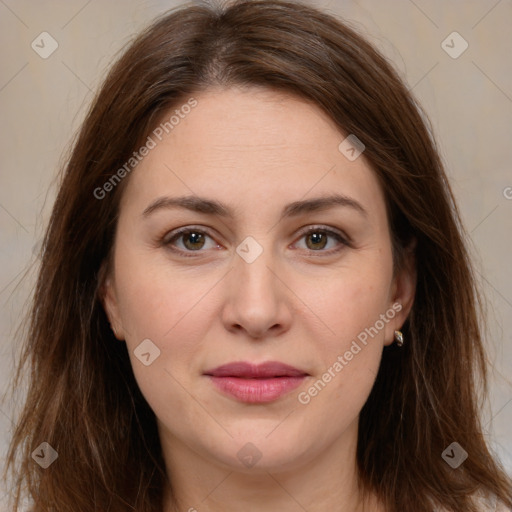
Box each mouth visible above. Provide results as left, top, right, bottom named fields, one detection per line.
left=203, top=361, right=309, bottom=403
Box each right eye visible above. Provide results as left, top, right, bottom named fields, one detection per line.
left=162, top=227, right=222, bottom=256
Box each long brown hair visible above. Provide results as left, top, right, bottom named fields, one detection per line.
left=5, top=0, right=512, bottom=510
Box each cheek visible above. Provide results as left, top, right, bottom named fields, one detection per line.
left=112, top=251, right=214, bottom=429
left=111, top=249, right=213, bottom=397
left=293, top=307, right=386, bottom=448
left=294, top=262, right=392, bottom=411
left=303, top=262, right=392, bottom=353
left=114, top=246, right=210, bottom=341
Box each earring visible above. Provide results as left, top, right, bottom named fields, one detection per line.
left=394, top=330, right=404, bottom=347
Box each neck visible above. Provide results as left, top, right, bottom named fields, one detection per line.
left=160, top=420, right=384, bottom=512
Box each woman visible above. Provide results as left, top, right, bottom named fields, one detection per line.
left=5, top=0, right=512, bottom=510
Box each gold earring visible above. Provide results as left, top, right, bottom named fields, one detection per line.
left=394, top=330, right=404, bottom=347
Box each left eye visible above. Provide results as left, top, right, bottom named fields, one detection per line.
left=293, top=227, right=348, bottom=253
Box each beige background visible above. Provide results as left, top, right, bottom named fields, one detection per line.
left=1, top=0, right=511, bottom=506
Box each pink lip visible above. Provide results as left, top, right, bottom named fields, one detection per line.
left=204, top=361, right=309, bottom=403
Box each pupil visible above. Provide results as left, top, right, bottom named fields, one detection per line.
left=185, top=232, right=204, bottom=249
left=308, top=232, right=326, bottom=250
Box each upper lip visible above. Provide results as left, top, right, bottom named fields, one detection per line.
left=204, top=361, right=308, bottom=378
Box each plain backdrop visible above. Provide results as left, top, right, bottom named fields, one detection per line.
left=1, top=0, right=511, bottom=506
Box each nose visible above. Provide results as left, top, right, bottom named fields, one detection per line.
left=220, top=240, right=293, bottom=340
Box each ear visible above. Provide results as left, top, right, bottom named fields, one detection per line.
left=384, top=239, right=417, bottom=346
left=97, top=261, right=125, bottom=341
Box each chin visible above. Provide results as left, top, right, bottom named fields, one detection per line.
left=198, top=428, right=317, bottom=474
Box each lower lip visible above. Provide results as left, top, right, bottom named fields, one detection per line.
left=207, top=376, right=306, bottom=403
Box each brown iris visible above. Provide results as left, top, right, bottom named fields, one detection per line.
left=305, top=232, right=328, bottom=250
left=182, top=231, right=206, bottom=250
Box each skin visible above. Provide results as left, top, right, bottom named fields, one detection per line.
left=102, top=86, right=416, bottom=512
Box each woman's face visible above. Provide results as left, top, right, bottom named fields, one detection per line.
left=102, top=86, right=414, bottom=474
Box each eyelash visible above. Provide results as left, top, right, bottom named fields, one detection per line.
left=161, top=225, right=350, bottom=258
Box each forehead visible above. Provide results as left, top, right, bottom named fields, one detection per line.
left=120, top=86, right=386, bottom=221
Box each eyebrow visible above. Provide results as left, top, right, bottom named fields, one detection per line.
left=142, top=193, right=367, bottom=220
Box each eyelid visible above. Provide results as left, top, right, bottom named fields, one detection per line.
left=290, top=225, right=351, bottom=255
left=161, top=225, right=221, bottom=256
left=162, top=225, right=217, bottom=243
left=294, top=225, right=351, bottom=245
left=161, top=224, right=350, bottom=256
